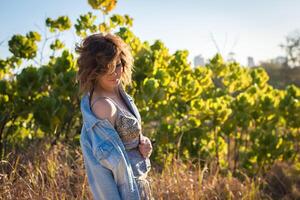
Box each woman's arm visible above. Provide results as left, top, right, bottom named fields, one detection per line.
left=80, top=141, right=122, bottom=200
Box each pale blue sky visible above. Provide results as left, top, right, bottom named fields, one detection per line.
left=1, top=0, right=300, bottom=66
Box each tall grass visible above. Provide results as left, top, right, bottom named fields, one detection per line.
left=0, top=141, right=299, bottom=200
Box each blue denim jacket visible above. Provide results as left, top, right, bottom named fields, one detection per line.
left=79, top=85, right=148, bottom=200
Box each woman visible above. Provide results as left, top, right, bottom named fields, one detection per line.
left=76, top=33, right=153, bottom=200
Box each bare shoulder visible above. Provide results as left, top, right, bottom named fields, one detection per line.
left=91, top=98, right=117, bottom=126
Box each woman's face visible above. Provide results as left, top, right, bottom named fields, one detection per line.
left=97, top=60, right=123, bottom=91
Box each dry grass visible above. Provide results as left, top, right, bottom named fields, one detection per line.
left=0, top=141, right=298, bottom=200
left=0, top=141, right=92, bottom=200
left=149, top=159, right=262, bottom=200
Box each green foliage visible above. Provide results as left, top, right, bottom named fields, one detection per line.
left=75, top=12, right=98, bottom=37
left=8, top=32, right=41, bottom=59
left=50, top=39, right=65, bottom=50
left=88, top=0, right=117, bottom=14
left=46, top=16, right=72, bottom=32
left=110, top=14, right=133, bottom=28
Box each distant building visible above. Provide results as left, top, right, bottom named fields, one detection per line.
left=227, top=52, right=236, bottom=62
left=247, top=56, right=255, bottom=67
left=194, top=54, right=205, bottom=67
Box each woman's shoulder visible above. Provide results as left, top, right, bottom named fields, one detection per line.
left=91, top=98, right=118, bottom=126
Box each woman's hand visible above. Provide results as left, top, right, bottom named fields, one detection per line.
left=138, top=135, right=153, bottom=158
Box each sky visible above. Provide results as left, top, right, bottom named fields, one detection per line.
left=1, top=0, right=300, bottom=67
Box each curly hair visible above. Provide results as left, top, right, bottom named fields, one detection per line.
left=75, top=32, right=134, bottom=95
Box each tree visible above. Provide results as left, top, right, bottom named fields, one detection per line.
left=280, top=30, right=300, bottom=68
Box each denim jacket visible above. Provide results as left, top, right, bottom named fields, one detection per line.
left=79, top=85, right=146, bottom=200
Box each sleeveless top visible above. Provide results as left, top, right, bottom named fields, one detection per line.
left=89, top=95, right=151, bottom=180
